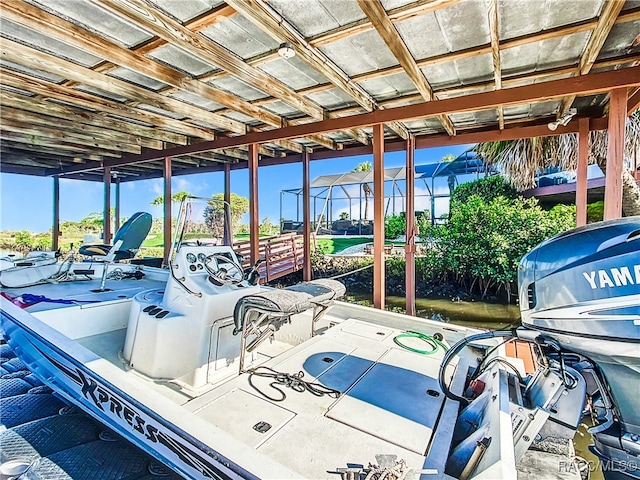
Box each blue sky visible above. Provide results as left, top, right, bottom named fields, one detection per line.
left=0, top=144, right=471, bottom=233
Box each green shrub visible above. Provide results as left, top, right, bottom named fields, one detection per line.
left=384, top=213, right=406, bottom=239
left=431, top=192, right=574, bottom=299
left=451, top=175, right=518, bottom=206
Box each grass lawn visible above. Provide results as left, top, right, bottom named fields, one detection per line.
left=316, top=237, right=371, bottom=254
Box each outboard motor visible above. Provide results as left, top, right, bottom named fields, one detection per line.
left=518, top=217, right=640, bottom=479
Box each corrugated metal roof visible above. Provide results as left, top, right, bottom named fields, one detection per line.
left=0, top=0, right=638, bottom=181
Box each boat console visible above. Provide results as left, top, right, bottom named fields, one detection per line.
left=123, top=244, right=261, bottom=389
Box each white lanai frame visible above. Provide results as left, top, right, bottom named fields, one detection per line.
left=280, top=151, right=491, bottom=233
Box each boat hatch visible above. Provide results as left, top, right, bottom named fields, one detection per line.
left=326, top=348, right=444, bottom=455
left=195, top=389, right=296, bottom=448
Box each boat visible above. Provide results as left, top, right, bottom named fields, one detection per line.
left=0, top=197, right=638, bottom=480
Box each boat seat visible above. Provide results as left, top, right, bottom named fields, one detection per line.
left=79, top=212, right=152, bottom=262
left=233, top=279, right=345, bottom=371
left=79, top=212, right=152, bottom=291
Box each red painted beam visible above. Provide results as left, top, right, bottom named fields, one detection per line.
left=604, top=88, right=626, bottom=220
left=576, top=118, right=590, bottom=227
left=56, top=66, right=640, bottom=174
left=373, top=124, right=385, bottom=310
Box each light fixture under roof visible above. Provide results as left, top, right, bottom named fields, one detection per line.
left=548, top=108, right=577, bottom=131
left=277, top=42, right=295, bottom=59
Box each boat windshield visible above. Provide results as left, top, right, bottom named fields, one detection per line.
left=170, top=196, right=233, bottom=261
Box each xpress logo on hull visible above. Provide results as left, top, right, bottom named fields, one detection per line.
left=583, top=264, right=640, bottom=290
left=34, top=344, right=233, bottom=480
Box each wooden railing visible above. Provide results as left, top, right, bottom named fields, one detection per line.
left=233, top=233, right=310, bottom=283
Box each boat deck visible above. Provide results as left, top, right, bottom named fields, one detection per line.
left=76, top=315, right=464, bottom=478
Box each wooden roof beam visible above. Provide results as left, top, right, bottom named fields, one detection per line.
left=96, top=0, right=324, bottom=120
left=558, top=0, right=626, bottom=116
left=628, top=87, right=640, bottom=114
left=356, top=0, right=455, bottom=136
left=0, top=106, right=162, bottom=150
left=1, top=39, right=246, bottom=134
left=309, top=0, right=462, bottom=47
left=265, top=7, right=640, bottom=102
left=0, top=131, right=129, bottom=157
left=0, top=0, right=286, bottom=129
left=0, top=89, right=170, bottom=149
left=55, top=64, right=640, bottom=174
left=225, top=0, right=409, bottom=141
left=1, top=121, right=141, bottom=154
left=486, top=0, right=504, bottom=130
left=0, top=70, right=207, bottom=143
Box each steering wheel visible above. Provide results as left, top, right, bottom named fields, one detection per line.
left=204, top=253, right=244, bottom=286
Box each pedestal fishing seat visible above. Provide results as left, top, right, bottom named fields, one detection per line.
left=79, top=212, right=152, bottom=291
left=233, top=279, right=346, bottom=371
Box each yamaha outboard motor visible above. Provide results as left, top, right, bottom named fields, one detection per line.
left=518, top=217, right=640, bottom=479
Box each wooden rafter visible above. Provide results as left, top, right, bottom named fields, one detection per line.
left=0, top=131, right=129, bottom=158
left=309, top=0, right=462, bottom=48
left=628, top=87, right=640, bottom=114
left=257, top=8, right=640, bottom=107
left=96, top=0, right=324, bottom=120
left=0, top=0, right=285, bottom=127
left=225, top=0, right=409, bottom=141
left=486, top=0, right=503, bottom=129
left=55, top=65, right=640, bottom=174
left=0, top=70, right=206, bottom=143
left=0, top=87, right=178, bottom=147
left=0, top=106, right=162, bottom=150
left=16, top=0, right=335, bottom=150
left=356, top=0, right=455, bottom=136
left=558, top=0, right=626, bottom=115
left=1, top=39, right=246, bottom=134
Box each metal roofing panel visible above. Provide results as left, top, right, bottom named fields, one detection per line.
left=137, top=104, right=187, bottom=120
left=30, top=0, right=153, bottom=48
left=498, top=0, right=603, bottom=41
left=258, top=57, right=327, bottom=91
left=148, top=45, right=216, bottom=76
left=74, top=85, right=129, bottom=103
left=598, top=21, right=640, bottom=59
left=435, top=1, right=490, bottom=51
left=262, top=100, right=301, bottom=117
left=149, top=0, right=224, bottom=23
left=267, top=0, right=366, bottom=38
left=0, top=19, right=102, bottom=68
left=501, top=32, right=591, bottom=76
left=392, top=12, right=450, bottom=59
left=0, top=60, right=66, bottom=84
left=169, top=91, right=225, bottom=111
left=201, top=15, right=278, bottom=60
left=358, top=72, right=417, bottom=101
left=307, top=88, right=358, bottom=111
left=319, top=29, right=399, bottom=77
left=422, top=54, right=494, bottom=90
left=108, top=67, right=169, bottom=91
left=207, top=76, right=269, bottom=101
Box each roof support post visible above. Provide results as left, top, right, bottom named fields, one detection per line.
left=52, top=176, right=59, bottom=252
left=163, top=156, right=172, bottom=265
left=302, top=149, right=312, bottom=281
left=604, top=88, right=626, bottom=220
left=114, top=175, right=121, bottom=232
left=576, top=117, right=590, bottom=226
left=103, top=166, right=111, bottom=244
left=248, top=143, right=259, bottom=265
left=373, top=123, right=385, bottom=310
left=224, top=163, right=232, bottom=246
left=405, top=136, right=416, bottom=316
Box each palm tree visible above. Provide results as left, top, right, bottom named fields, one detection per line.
left=475, top=112, right=640, bottom=216
left=353, top=161, right=372, bottom=220
left=150, top=191, right=191, bottom=207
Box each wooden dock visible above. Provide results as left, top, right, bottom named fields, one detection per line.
left=233, top=233, right=309, bottom=283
